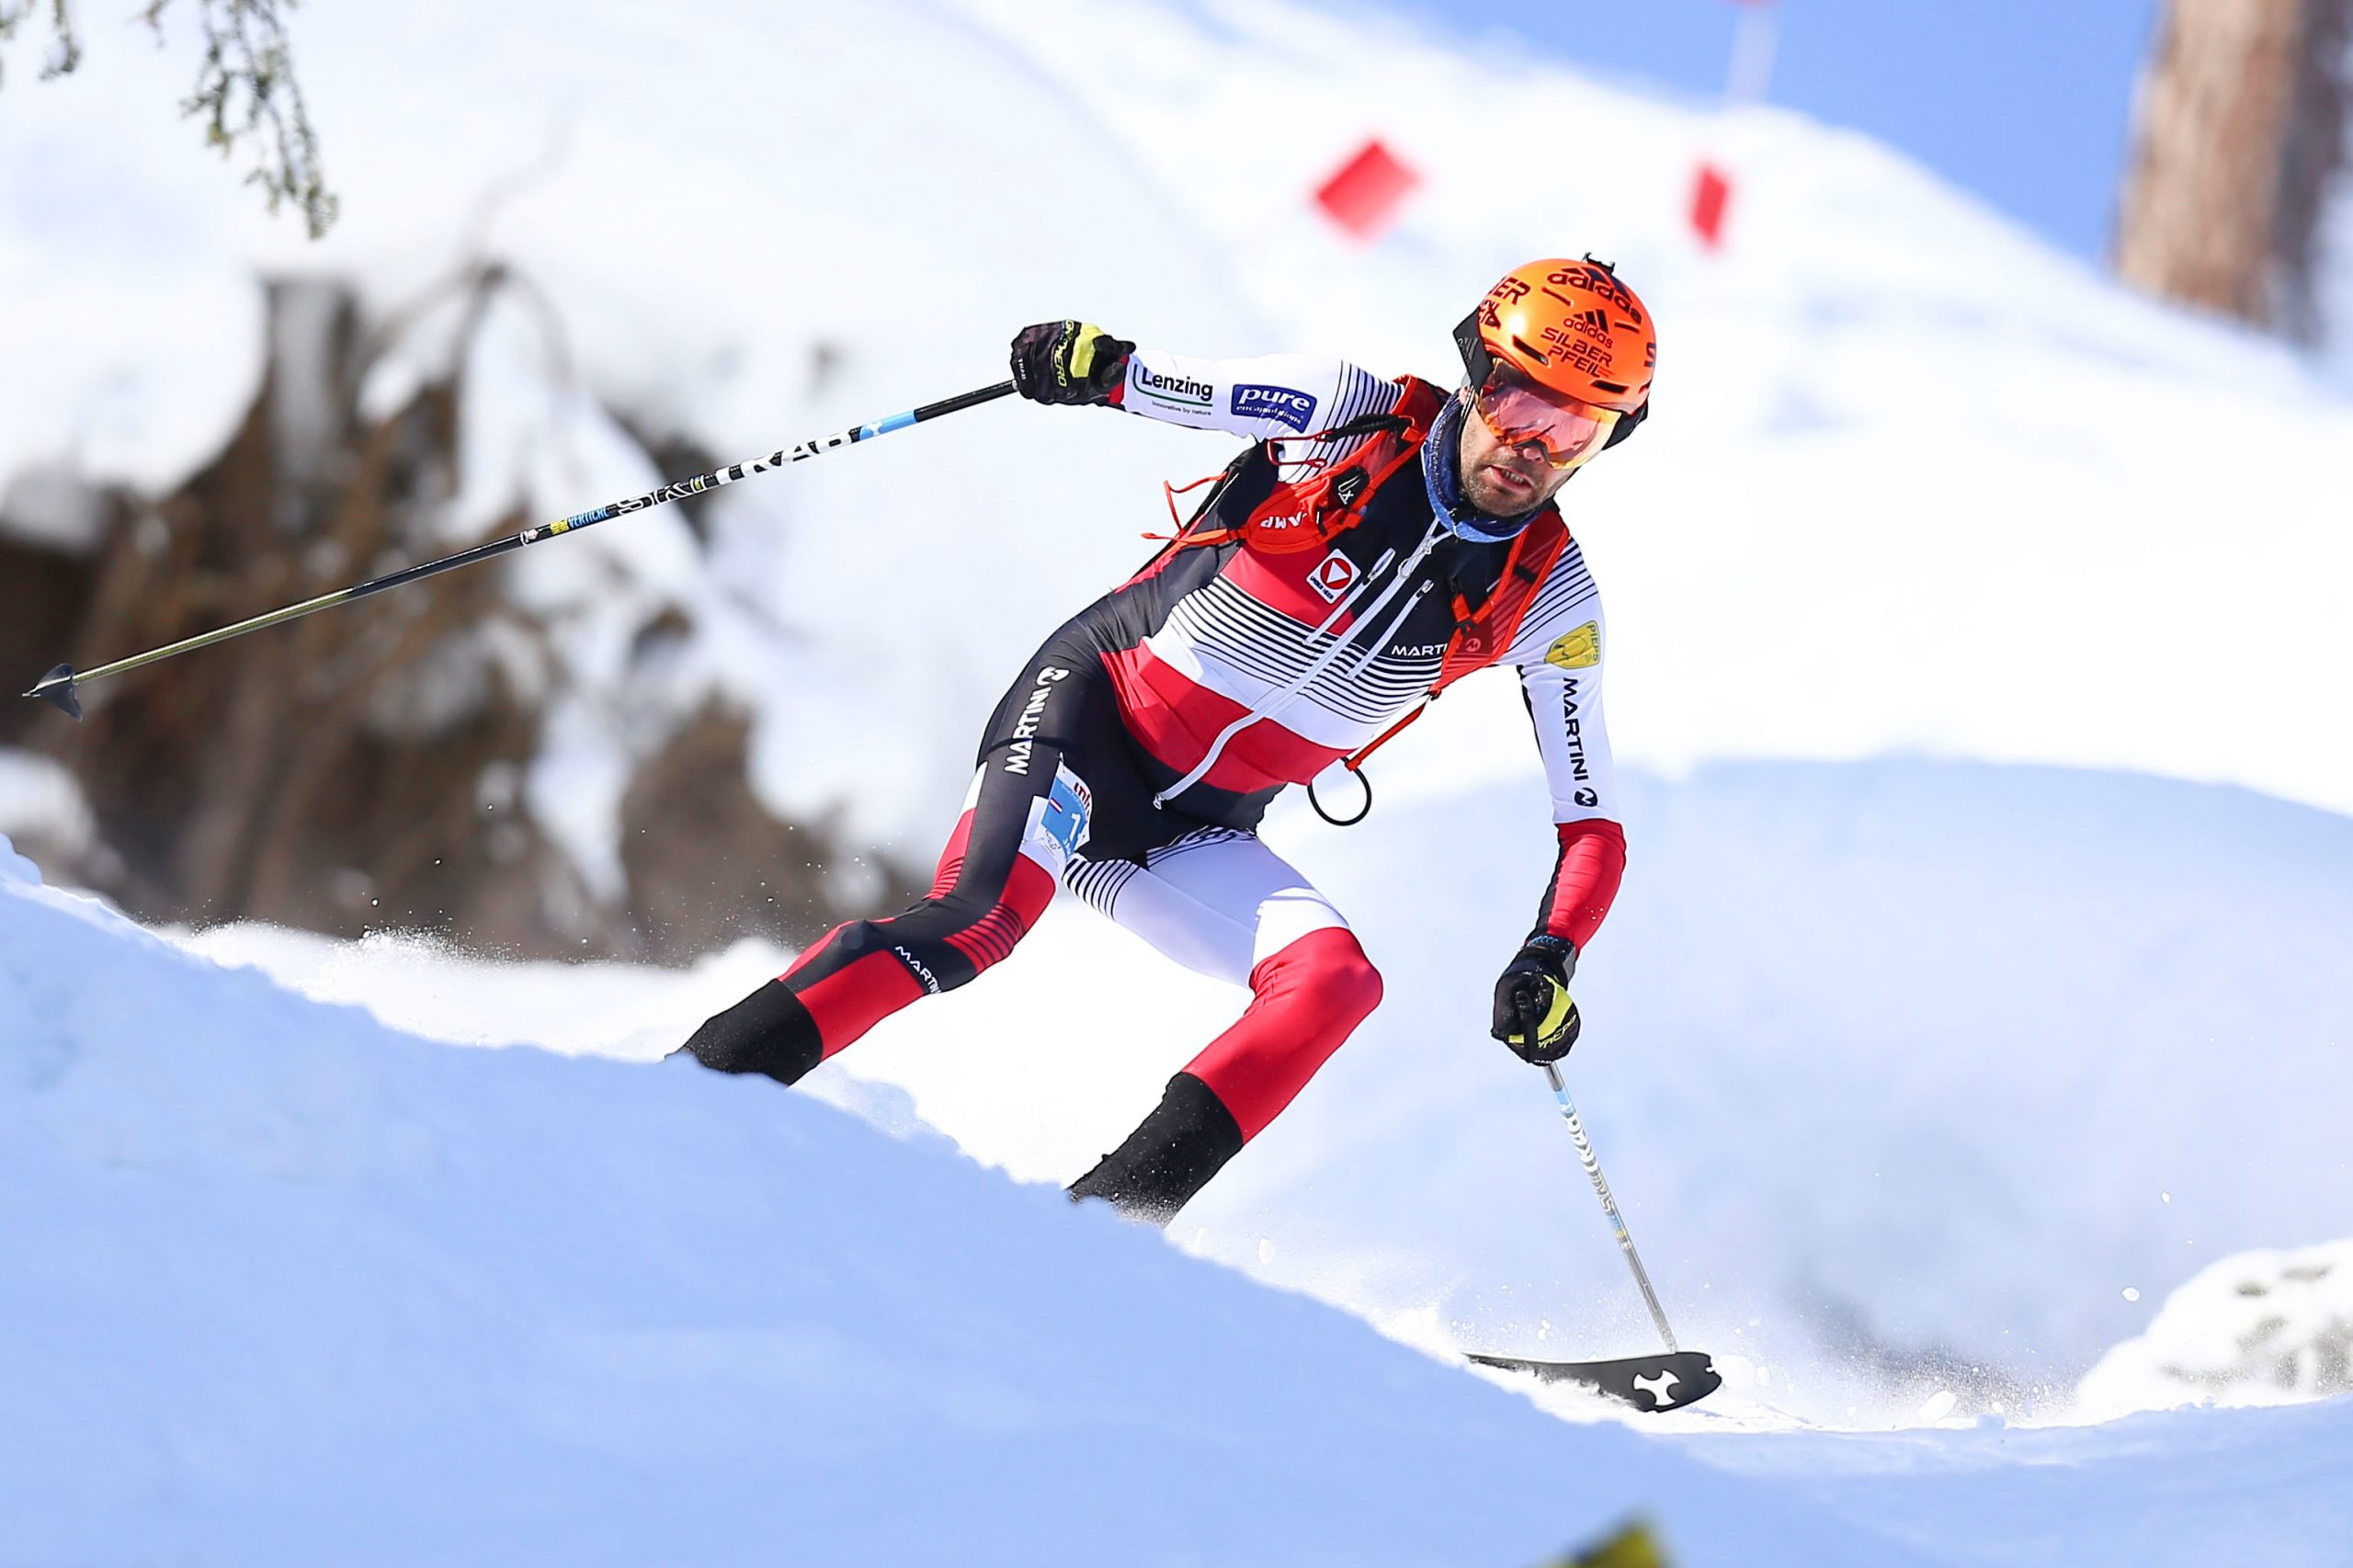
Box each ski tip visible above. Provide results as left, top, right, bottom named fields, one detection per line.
left=1465, top=1347, right=1722, bottom=1414
left=24, top=664, right=82, bottom=720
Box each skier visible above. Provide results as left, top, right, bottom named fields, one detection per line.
left=679, top=258, right=1655, bottom=1224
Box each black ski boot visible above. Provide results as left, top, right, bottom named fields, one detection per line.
left=673, top=981, right=824, bottom=1085
left=1067, top=1072, right=1244, bottom=1226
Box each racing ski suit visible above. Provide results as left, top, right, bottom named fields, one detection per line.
left=682, top=347, right=1627, bottom=1222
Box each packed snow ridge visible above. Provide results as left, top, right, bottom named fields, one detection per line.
left=9, top=831, right=2353, bottom=1565
left=172, top=755, right=2353, bottom=1423
left=0, top=835, right=1917, bottom=1565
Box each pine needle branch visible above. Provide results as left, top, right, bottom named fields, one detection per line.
left=143, top=0, right=338, bottom=238
left=0, top=0, right=84, bottom=85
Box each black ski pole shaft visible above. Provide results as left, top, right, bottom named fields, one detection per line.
left=23, top=380, right=1019, bottom=719
left=1540, top=1057, right=1680, bottom=1353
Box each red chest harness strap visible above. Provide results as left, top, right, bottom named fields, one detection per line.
left=1145, top=377, right=1443, bottom=558
left=1335, top=510, right=1567, bottom=776
left=1140, top=377, right=1573, bottom=824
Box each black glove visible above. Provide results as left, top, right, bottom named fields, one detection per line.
left=1010, top=320, right=1134, bottom=406
left=1491, top=935, right=1581, bottom=1063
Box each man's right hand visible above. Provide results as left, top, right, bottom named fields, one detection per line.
left=1010, top=321, right=1133, bottom=406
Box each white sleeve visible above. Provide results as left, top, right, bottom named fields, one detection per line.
left=1118, top=348, right=1397, bottom=466
left=1504, top=549, right=1620, bottom=825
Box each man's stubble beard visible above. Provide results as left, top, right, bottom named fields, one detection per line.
left=1461, top=459, right=1554, bottom=519
left=1455, top=413, right=1561, bottom=520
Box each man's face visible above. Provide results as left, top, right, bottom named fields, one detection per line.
left=1454, top=391, right=1582, bottom=517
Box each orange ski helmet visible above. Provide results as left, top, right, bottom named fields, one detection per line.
left=1454, top=256, right=1656, bottom=416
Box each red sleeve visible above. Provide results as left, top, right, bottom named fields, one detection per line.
left=1533, top=818, right=1627, bottom=949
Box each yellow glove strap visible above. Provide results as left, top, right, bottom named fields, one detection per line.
left=1063, top=323, right=1109, bottom=387
left=1507, top=978, right=1580, bottom=1051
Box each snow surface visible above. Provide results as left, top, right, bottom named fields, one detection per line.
left=183, top=756, right=2353, bottom=1415
left=16, top=844, right=2353, bottom=1564
left=1685, top=1395, right=2353, bottom=1568
left=2077, top=1239, right=2353, bottom=1416
left=1, top=835, right=1926, bottom=1566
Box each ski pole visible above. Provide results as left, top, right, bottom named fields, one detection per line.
left=1522, top=997, right=1680, bottom=1352
left=22, top=380, right=1019, bottom=719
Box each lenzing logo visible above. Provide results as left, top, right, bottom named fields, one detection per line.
left=1231, top=383, right=1315, bottom=432
left=1134, top=365, right=1212, bottom=406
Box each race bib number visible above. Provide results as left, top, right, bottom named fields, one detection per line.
left=1021, top=764, right=1095, bottom=874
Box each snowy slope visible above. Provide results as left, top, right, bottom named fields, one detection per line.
left=185, top=754, right=2353, bottom=1415
left=1684, top=1395, right=2353, bottom=1568
left=10, top=3, right=2353, bottom=1557
left=17, top=836, right=2353, bottom=1567
left=1, top=835, right=1929, bottom=1567
left=2077, top=1239, right=2353, bottom=1416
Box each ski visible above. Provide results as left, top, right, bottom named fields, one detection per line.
left=1465, top=1348, right=1722, bottom=1413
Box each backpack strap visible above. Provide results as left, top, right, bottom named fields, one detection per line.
left=1429, top=510, right=1567, bottom=694
left=1336, top=508, right=1571, bottom=778
left=1138, top=378, right=1444, bottom=562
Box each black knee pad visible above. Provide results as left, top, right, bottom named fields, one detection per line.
left=679, top=981, right=824, bottom=1086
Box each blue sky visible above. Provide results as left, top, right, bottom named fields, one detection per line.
left=1348, top=0, right=2162, bottom=261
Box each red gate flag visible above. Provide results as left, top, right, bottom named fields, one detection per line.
left=1313, top=138, right=1419, bottom=242
left=1690, top=160, right=1733, bottom=247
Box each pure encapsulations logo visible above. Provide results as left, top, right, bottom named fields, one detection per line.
left=1231, top=383, right=1315, bottom=433
left=1133, top=364, right=1212, bottom=407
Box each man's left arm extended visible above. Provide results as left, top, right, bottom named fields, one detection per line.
left=1491, top=614, right=1627, bottom=1062
left=1007, top=321, right=1395, bottom=456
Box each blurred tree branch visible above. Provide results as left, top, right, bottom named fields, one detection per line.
left=0, top=1, right=83, bottom=82
left=0, top=0, right=337, bottom=239
left=146, top=0, right=339, bottom=238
